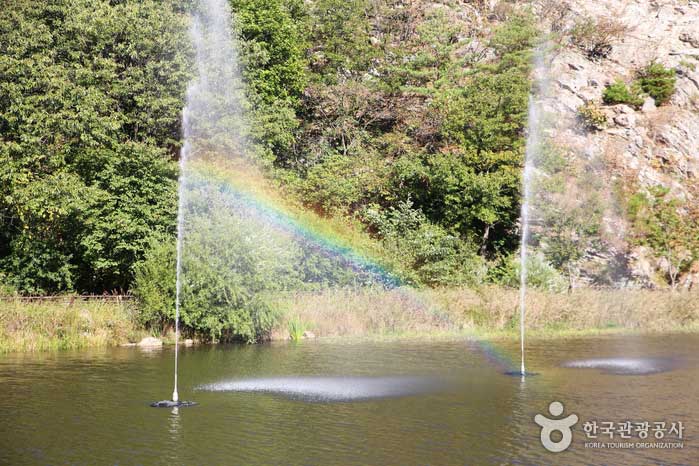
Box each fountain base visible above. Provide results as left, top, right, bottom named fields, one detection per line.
left=150, top=400, right=198, bottom=408
left=503, top=370, right=539, bottom=377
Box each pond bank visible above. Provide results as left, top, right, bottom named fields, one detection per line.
left=271, top=286, right=699, bottom=341
left=0, top=298, right=147, bottom=353
left=1, top=287, right=698, bottom=353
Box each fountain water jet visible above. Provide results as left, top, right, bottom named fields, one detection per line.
left=515, top=47, right=548, bottom=378
left=152, top=0, right=247, bottom=408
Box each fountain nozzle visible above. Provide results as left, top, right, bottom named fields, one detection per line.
left=172, top=389, right=179, bottom=402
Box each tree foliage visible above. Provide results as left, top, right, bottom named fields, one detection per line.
left=628, top=187, right=699, bottom=288
left=3, top=0, right=542, bottom=299
left=0, top=0, right=191, bottom=293
left=637, top=62, right=676, bottom=106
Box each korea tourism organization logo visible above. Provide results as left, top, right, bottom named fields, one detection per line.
left=534, top=401, right=685, bottom=453
left=534, top=401, right=578, bottom=452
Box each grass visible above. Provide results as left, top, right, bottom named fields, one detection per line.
left=270, top=286, right=699, bottom=341
left=0, top=298, right=146, bottom=353
left=2, top=286, right=698, bottom=352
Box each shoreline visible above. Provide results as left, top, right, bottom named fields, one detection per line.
left=1, top=287, right=698, bottom=353
left=3, top=325, right=698, bottom=356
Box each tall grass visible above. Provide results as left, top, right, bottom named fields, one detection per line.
left=0, top=298, right=144, bottom=353
left=3, top=286, right=697, bottom=353
left=272, top=286, right=699, bottom=339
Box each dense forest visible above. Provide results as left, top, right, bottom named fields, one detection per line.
left=1, top=0, right=536, bottom=296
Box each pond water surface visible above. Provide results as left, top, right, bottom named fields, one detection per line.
left=0, top=335, right=697, bottom=465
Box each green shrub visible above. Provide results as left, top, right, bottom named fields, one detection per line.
left=0, top=273, right=18, bottom=296
left=627, top=187, right=699, bottom=288
left=133, top=235, right=176, bottom=330
left=300, top=153, right=389, bottom=215
left=491, top=254, right=567, bottom=292
left=362, top=200, right=487, bottom=286
left=577, top=102, right=607, bottom=130
left=288, top=315, right=308, bottom=341
left=602, top=80, right=643, bottom=107
left=638, top=62, right=676, bottom=105
left=133, top=182, right=290, bottom=343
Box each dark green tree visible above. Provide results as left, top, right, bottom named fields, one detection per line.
left=0, top=0, right=191, bottom=293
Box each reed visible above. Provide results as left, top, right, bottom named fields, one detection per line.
left=0, top=297, right=144, bottom=353
left=271, top=286, right=699, bottom=339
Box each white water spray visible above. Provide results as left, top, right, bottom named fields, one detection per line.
left=171, top=0, right=247, bottom=403
left=519, top=48, right=548, bottom=376
left=173, top=138, right=188, bottom=403
left=519, top=99, right=532, bottom=375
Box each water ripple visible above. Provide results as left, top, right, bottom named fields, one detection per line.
left=197, top=375, right=447, bottom=402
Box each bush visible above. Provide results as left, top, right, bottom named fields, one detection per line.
left=570, top=16, right=628, bottom=59
left=0, top=274, right=18, bottom=296
left=577, top=102, right=607, bottom=130
left=133, top=181, right=293, bottom=342
left=627, top=187, right=699, bottom=288
left=491, top=254, right=567, bottom=292
left=362, top=200, right=487, bottom=286
left=133, top=235, right=176, bottom=330
left=602, top=80, right=643, bottom=107
left=638, top=62, right=676, bottom=105
left=301, top=153, right=388, bottom=215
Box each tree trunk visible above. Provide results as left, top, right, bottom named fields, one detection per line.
left=479, top=224, right=490, bottom=255
left=567, top=264, right=573, bottom=294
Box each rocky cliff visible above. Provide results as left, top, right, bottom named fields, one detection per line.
left=535, top=0, right=699, bottom=288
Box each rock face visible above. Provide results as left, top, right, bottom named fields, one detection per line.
left=137, top=337, right=163, bottom=347
left=535, top=0, right=699, bottom=287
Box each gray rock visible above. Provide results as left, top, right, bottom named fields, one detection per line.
left=137, top=337, right=163, bottom=347
left=616, top=104, right=634, bottom=115
left=641, top=97, right=656, bottom=113
left=605, top=128, right=628, bottom=137
left=613, top=113, right=636, bottom=127
left=679, top=32, right=699, bottom=48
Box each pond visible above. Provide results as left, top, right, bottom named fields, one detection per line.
left=1, top=335, right=697, bottom=465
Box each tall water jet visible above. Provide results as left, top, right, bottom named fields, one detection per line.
left=518, top=47, right=548, bottom=377
left=518, top=98, right=533, bottom=376
left=154, top=0, right=247, bottom=407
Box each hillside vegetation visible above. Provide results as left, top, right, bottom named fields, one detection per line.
left=1, top=0, right=697, bottom=344
left=1, top=0, right=536, bottom=297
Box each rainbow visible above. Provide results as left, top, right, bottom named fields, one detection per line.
left=185, top=158, right=522, bottom=372
left=187, top=159, right=402, bottom=287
